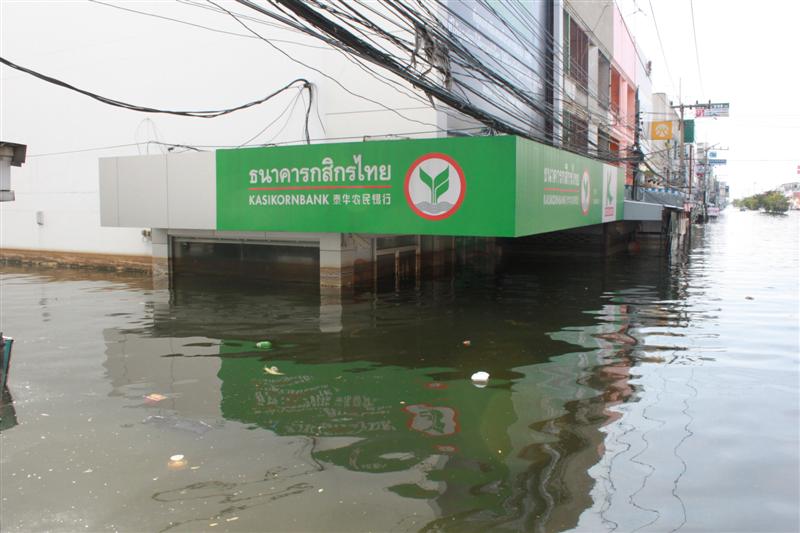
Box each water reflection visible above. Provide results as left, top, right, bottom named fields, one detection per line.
left=98, top=258, right=669, bottom=531
left=0, top=386, right=18, bottom=432
left=3, top=212, right=796, bottom=532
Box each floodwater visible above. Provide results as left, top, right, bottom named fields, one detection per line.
left=1, top=210, right=798, bottom=533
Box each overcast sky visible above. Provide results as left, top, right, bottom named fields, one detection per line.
left=2, top=0, right=798, bottom=198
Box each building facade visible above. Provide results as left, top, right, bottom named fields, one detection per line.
left=2, top=1, right=682, bottom=285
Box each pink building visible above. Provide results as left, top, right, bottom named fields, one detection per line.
left=611, top=4, right=638, bottom=185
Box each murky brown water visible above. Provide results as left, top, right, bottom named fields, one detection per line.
left=1, top=210, right=798, bottom=532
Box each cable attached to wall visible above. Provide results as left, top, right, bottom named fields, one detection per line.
left=0, top=55, right=312, bottom=120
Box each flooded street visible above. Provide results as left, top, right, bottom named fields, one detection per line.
left=1, top=209, right=798, bottom=532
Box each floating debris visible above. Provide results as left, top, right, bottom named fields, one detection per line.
left=168, top=454, right=187, bottom=470
left=144, top=393, right=167, bottom=403
left=745, top=296, right=754, bottom=300
left=263, top=365, right=284, bottom=375
left=143, top=415, right=214, bottom=435
left=471, top=371, right=490, bottom=387
left=256, top=341, right=273, bottom=349
left=462, top=340, right=471, bottom=347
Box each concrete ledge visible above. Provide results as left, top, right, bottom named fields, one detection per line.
left=0, top=248, right=153, bottom=274
left=624, top=200, right=664, bottom=221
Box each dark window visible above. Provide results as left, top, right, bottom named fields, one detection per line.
left=569, top=18, right=589, bottom=89
left=598, top=127, right=612, bottom=159
left=564, top=112, right=588, bottom=153
left=598, top=53, right=611, bottom=109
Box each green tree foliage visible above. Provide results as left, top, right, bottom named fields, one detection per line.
left=733, top=192, right=789, bottom=213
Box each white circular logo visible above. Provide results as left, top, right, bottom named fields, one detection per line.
left=580, top=169, right=591, bottom=215
left=405, top=153, right=466, bottom=220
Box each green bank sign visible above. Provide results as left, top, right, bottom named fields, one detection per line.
left=217, top=136, right=622, bottom=237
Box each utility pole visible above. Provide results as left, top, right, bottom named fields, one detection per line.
left=688, top=143, right=693, bottom=199
left=632, top=88, right=643, bottom=200
left=679, top=102, right=686, bottom=196
left=704, top=146, right=711, bottom=221
left=672, top=100, right=730, bottom=199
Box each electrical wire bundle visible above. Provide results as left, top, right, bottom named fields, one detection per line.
left=2, top=0, right=650, bottom=164
left=227, top=0, right=646, bottom=163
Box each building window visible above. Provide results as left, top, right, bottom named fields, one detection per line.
left=598, top=53, right=611, bottom=109
left=610, top=69, right=620, bottom=115
left=563, top=11, right=570, bottom=75
left=598, top=127, right=612, bottom=160
left=564, top=112, right=588, bottom=153
left=568, top=17, right=589, bottom=89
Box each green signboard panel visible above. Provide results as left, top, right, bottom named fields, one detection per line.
left=217, top=136, right=623, bottom=237
left=515, top=138, right=624, bottom=235
left=683, top=119, right=695, bottom=143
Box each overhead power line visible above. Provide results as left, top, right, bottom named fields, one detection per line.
left=232, top=0, right=633, bottom=161
left=87, top=0, right=332, bottom=50
left=206, top=0, right=441, bottom=131
left=0, top=55, right=312, bottom=120
left=647, top=0, right=676, bottom=96
left=689, top=0, right=705, bottom=99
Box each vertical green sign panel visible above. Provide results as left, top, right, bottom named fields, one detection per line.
left=683, top=119, right=695, bottom=143
left=514, top=137, right=623, bottom=236
left=217, top=136, right=517, bottom=237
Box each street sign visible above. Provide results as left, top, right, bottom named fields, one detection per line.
left=683, top=119, right=695, bottom=142
left=695, top=103, right=729, bottom=118
left=709, top=159, right=727, bottom=165
left=649, top=121, right=673, bottom=140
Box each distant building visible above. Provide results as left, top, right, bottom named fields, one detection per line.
left=777, top=182, right=800, bottom=209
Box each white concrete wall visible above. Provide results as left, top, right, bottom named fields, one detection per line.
left=1, top=1, right=438, bottom=255
left=568, top=0, right=614, bottom=56
left=1, top=154, right=150, bottom=255
left=100, top=151, right=216, bottom=230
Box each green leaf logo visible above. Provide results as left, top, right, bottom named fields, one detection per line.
left=433, top=168, right=449, bottom=204
left=405, top=154, right=465, bottom=220
left=419, top=167, right=450, bottom=204
left=419, top=168, right=433, bottom=200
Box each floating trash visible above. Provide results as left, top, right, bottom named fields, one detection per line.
left=470, top=371, right=490, bottom=387
left=263, top=365, right=284, bottom=376
left=745, top=296, right=754, bottom=300
left=462, top=340, right=471, bottom=347
left=168, top=454, right=187, bottom=470
left=143, top=415, right=214, bottom=435
left=144, top=393, right=167, bottom=403
left=256, top=341, right=273, bottom=349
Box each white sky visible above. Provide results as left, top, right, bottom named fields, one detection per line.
left=2, top=0, right=798, bottom=199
